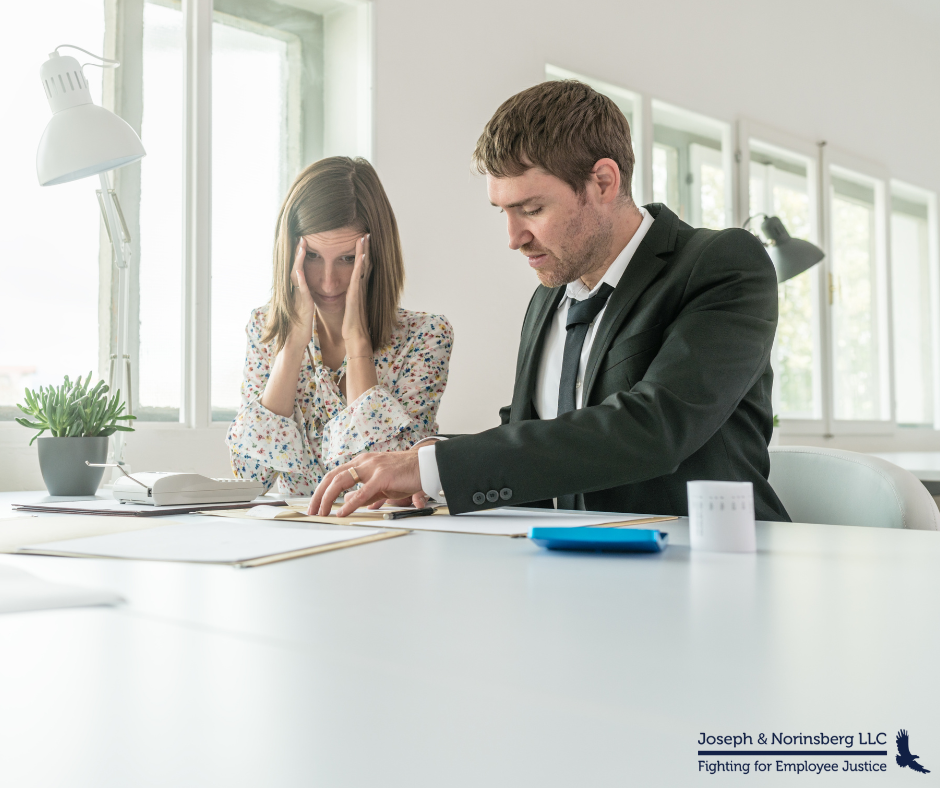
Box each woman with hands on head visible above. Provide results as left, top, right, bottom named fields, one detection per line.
left=225, top=157, right=453, bottom=508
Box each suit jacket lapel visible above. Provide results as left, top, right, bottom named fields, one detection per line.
left=510, top=285, right=564, bottom=421
left=582, top=204, right=680, bottom=401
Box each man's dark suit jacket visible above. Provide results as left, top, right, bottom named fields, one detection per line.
left=436, top=203, right=790, bottom=522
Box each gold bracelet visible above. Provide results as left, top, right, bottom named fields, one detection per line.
left=347, top=354, right=373, bottom=360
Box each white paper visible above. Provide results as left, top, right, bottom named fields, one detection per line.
left=12, top=498, right=277, bottom=515
left=353, top=508, right=663, bottom=537
left=19, top=522, right=385, bottom=564
left=0, top=564, right=122, bottom=614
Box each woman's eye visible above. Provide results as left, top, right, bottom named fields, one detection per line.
left=342, top=256, right=357, bottom=264
left=305, top=251, right=318, bottom=260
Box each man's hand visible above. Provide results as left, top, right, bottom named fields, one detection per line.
left=309, top=450, right=424, bottom=517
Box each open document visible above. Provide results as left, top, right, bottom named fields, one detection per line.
left=17, top=521, right=408, bottom=568
left=350, top=508, right=677, bottom=537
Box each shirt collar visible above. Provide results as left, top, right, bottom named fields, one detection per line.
left=563, top=205, right=654, bottom=303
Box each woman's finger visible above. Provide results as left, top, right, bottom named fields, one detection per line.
left=292, top=237, right=307, bottom=288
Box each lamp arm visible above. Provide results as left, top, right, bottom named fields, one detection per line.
left=98, top=172, right=132, bottom=468
left=742, top=213, right=768, bottom=233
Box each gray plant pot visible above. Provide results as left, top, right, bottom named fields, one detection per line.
left=37, top=436, right=109, bottom=496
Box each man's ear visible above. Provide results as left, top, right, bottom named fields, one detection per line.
left=591, top=158, right=622, bottom=204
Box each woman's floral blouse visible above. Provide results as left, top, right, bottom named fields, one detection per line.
left=226, top=306, right=453, bottom=495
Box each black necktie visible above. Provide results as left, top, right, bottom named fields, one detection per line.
left=556, top=283, right=614, bottom=511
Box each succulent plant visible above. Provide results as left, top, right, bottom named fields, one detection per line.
left=15, top=372, right=136, bottom=446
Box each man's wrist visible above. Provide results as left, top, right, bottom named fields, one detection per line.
left=417, top=444, right=445, bottom=502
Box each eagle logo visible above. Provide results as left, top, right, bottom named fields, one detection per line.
left=896, top=730, right=930, bottom=774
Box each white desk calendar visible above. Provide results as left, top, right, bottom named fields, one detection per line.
left=687, top=480, right=756, bottom=553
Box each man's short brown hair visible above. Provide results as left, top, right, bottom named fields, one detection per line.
left=471, top=79, right=635, bottom=200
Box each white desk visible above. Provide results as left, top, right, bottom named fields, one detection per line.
left=0, top=492, right=938, bottom=786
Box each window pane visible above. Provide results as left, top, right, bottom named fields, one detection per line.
left=830, top=171, right=887, bottom=421
left=652, top=101, right=731, bottom=228
left=0, top=1, right=105, bottom=419
left=211, top=1, right=317, bottom=421
left=750, top=144, right=819, bottom=419
left=652, top=144, right=678, bottom=206
left=891, top=192, right=933, bottom=425
left=137, top=0, right=184, bottom=421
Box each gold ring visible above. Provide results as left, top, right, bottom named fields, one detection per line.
left=348, top=467, right=361, bottom=484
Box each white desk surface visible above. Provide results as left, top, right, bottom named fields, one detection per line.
left=0, top=491, right=938, bottom=786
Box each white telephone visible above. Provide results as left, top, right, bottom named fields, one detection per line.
left=108, top=468, right=264, bottom=506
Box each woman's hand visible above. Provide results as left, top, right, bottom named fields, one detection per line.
left=341, top=234, right=372, bottom=351
left=289, top=237, right=316, bottom=348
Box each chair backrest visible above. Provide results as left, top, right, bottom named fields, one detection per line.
left=768, top=446, right=940, bottom=530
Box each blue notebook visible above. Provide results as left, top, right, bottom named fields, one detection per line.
left=529, top=527, right=669, bottom=553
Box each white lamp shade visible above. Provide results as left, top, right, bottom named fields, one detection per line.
left=37, top=103, right=146, bottom=186
left=36, top=52, right=145, bottom=186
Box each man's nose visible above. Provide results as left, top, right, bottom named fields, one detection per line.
left=506, top=215, right=533, bottom=251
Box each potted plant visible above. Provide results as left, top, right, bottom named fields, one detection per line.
left=16, top=373, right=136, bottom=496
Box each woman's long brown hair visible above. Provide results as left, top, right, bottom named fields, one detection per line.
left=262, top=157, right=405, bottom=353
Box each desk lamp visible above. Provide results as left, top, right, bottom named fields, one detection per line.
left=743, top=214, right=825, bottom=283
left=36, top=45, right=146, bottom=466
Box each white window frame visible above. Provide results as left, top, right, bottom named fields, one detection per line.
left=651, top=99, right=734, bottom=229
left=890, top=179, right=940, bottom=430
left=736, top=120, right=825, bottom=433
left=825, top=151, right=893, bottom=435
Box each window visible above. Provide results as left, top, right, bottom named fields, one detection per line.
left=0, top=0, right=106, bottom=418
left=829, top=166, right=890, bottom=423
left=210, top=1, right=311, bottom=421
left=890, top=182, right=939, bottom=427
left=1, top=0, right=372, bottom=434
left=138, top=0, right=184, bottom=421
left=544, top=65, right=642, bottom=200
left=749, top=140, right=820, bottom=419
left=652, top=101, right=732, bottom=229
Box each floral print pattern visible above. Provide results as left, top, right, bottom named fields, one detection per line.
left=226, top=306, right=453, bottom=495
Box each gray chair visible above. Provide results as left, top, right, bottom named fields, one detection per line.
left=768, top=445, right=940, bottom=530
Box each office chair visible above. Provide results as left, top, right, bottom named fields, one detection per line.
left=768, top=446, right=940, bottom=530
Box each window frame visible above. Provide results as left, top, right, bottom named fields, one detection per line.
left=890, top=178, right=940, bottom=430
left=824, top=151, right=893, bottom=436
left=60, top=0, right=371, bottom=438
left=736, top=119, right=827, bottom=434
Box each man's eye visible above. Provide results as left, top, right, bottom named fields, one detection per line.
left=523, top=207, right=543, bottom=216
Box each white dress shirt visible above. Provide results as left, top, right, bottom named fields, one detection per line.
left=418, top=206, right=654, bottom=501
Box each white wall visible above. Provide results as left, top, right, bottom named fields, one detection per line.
left=4, top=0, right=940, bottom=489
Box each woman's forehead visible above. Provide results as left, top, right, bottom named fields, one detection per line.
left=303, top=227, right=363, bottom=250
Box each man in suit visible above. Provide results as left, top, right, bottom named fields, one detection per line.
left=310, top=80, right=790, bottom=522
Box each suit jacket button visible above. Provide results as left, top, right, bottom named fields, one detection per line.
left=472, top=492, right=486, bottom=505
left=486, top=489, right=499, bottom=503
left=499, top=488, right=512, bottom=500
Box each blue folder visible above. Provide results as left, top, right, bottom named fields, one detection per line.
left=529, top=527, right=669, bottom=553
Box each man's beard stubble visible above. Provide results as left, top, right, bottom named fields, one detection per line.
left=525, top=203, right=614, bottom=289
